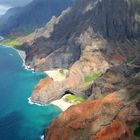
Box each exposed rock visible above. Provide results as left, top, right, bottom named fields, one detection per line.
left=45, top=87, right=140, bottom=140
left=136, top=101, right=140, bottom=111
left=91, top=120, right=131, bottom=140
left=18, top=8, right=72, bottom=45
left=27, top=0, right=140, bottom=139
left=44, top=46, right=140, bottom=139
left=89, top=64, right=139, bottom=99
left=91, top=0, right=135, bottom=40
left=31, top=38, right=140, bottom=104
left=31, top=39, right=110, bottom=104
left=24, top=0, right=138, bottom=71
left=33, top=77, right=54, bottom=100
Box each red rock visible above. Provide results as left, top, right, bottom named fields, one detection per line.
left=112, top=53, right=125, bottom=64
left=91, top=120, right=131, bottom=140
left=45, top=88, right=140, bottom=140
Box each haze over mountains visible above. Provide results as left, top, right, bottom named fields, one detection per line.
left=0, top=0, right=73, bottom=36
left=0, top=0, right=32, bottom=7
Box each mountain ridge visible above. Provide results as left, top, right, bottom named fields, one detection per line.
left=0, top=0, right=73, bottom=36
left=23, top=0, right=140, bottom=71
left=20, top=0, right=140, bottom=139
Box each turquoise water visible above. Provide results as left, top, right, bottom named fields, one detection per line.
left=0, top=45, right=62, bottom=140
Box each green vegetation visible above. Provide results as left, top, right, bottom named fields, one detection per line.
left=65, top=95, right=85, bottom=104
left=129, top=0, right=140, bottom=14
left=59, top=69, right=65, bottom=75
left=12, top=25, right=36, bottom=36
left=128, top=89, right=140, bottom=101
left=126, top=56, right=135, bottom=64
left=84, top=72, right=101, bottom=83
left=134, top=127, right=140, bottom=137
left=0, top=39, right=23, bottom=50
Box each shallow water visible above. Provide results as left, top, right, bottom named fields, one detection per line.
left=0, top=45, right=61, bottom=140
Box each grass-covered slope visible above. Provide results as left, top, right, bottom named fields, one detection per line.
left=0, top=38, right=23, bottom=50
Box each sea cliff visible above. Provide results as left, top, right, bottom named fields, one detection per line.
left=20, top=0, right=140, bottom=139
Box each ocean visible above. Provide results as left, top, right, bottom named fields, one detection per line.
left=0, top=45, right=61, bottom=140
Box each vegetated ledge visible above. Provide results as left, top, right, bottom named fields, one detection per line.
left=0, top=38, right=26, bottom=60
left=51, top=94, right=85, bottom=111
left=23, top=0, right=138, bottom=71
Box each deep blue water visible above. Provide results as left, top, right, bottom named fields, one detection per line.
left=0, top=45, right=61, bottom=140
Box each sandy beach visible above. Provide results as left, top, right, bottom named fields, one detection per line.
left=51, top=95, right=74, bottom=111
left=45, top=69, right=68, bottom=81
left=0, top=44, right=26, bottom=63
left=17, top=50, right=26, bottom=60
left=28, top=95, right=74, bottom=111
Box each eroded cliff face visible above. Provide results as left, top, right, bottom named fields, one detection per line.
left=41, top=41, right=140, bottom=139
left=30, top=0, right=140, bottom=103
left=45, top=86, right=140, bottom=140
left=24, top=0, right=137, bottom=71
left=31, top=35, right=140, bottom=104
left=43, top=45, right=140, bottom=139
left=26, top=0, right=140, bottom=139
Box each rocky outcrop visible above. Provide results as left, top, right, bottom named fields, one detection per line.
left=31, top=37, right=140, bottom=104
left=89, top=61, right=140, bottom=99
left=24, top=0, right=138, bottom=71
left=45, top=86, right=140, bottom=140
left=27, top=0, right=140, bottom=139
left=43, top=42, right=140, bottom=139
left=31, top=39, right=110, bottom=104
left=23, top=0, right=140, bottom=138
left=30, top=38, right=139, bottom=139
left=90, top=0, right=135, bottom=40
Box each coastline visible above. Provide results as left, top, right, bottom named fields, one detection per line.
left=0, top=44, right=35, bottom=71
left=28, top=97, right=46, bottom=106
left=17, top=49, right=26, bottom=61
left=28, top=95, right=74, bottom=111
left=44, top=69, right=68, bottom=82
left=51, top=95, right=74, bottom=111
left=0, top=44, right=26, bottom=66
left=40, top=135, right=44, bottom=140
left=1, top=45, right=73, bottom=111
left=16, top=49, right=31, bottom=70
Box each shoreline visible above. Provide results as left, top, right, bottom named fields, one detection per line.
left=1, top=45, right=73, bottom=111
left=44, top=69, right=68, bottom=82
left=0, top=44, right=34, bottom=71
left=28, top=95, right=74, bottom=111
left=28, top=97, right=46, bottom=106
left=0, top=44, right=72, bottom=140
left=40, top=135, right=44, bottom=140
left=16, top=49, right=26, bottom=61
left=51, top=95, right=74, bottom=111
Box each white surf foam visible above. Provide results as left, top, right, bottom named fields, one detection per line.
left=28, top=97, right=45, bottom=106
left=1, top=45, right=35, bottom=72
left=28, top=97, right=50, bottom=107
left=40, top=135, right=44, bottom=140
